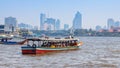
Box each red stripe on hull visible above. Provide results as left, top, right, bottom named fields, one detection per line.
left=36, top=50, right=55, bottom=54
left=22, top=49, right=57, bottom=54
left=22, top=50, right=36, bottom=54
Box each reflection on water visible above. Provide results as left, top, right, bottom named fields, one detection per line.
left=0, top=37, right=120, bottom=68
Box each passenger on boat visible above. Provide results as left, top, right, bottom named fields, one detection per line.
left=65, top=41, right=68, bottom=47
left=73, top=41, right=77, bottom=46
left=70, top=41, right=73, bottom=47
left=47, top=42, right=51, bottom=47
left=41, top=42, right=46, bottom=47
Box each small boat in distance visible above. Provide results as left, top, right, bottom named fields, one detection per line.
left=21, top=36, right=83, bottom=54
left=0, top=38, right=27, bottom=45
left=0, top=34, right=27, bottom=45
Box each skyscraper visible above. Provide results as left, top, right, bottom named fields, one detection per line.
left=107, top=18, right=114, bottom=29
left=45, top=18, right=56, bottom=30
left=73, top=11, right=82, bottom=29
left=5, top=16, right=17, bottom=31
left=55, top=19, right=60, bottom=30
left=40, top=13, right=61, bottom=30
left=40, top=13, right=46, bottom=30
left=114, top=21, right=120, bottom=27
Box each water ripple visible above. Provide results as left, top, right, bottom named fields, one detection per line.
left=0, top=37, right=120, bottom=68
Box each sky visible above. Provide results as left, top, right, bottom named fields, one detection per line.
left=0, top=0, right=120, bottom=29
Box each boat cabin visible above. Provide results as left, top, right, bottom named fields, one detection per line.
left=21, top=38, right=83, bottom=54
left=26, top=38, right=79, bottom=48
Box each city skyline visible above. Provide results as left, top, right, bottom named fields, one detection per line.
left=0, top=0, right=120, bottom=29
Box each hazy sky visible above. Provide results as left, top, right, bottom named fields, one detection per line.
left=0, top=0, right=120, bottom=29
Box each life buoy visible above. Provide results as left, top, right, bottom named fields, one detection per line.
left=32, top=44, right=36, bottom=48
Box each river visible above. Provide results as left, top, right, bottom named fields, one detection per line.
left=0, top=37, right=120, bottom=68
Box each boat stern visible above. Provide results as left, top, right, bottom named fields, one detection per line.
left=21, top=46, right=36, bottom=54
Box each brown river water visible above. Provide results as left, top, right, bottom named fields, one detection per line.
left=0, top=37, right=120, bottom=68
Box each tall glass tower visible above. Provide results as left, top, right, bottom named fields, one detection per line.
left=55, top=19, right=60, bottom=30
left=73, top=11, right=82, bottom=29
left=107, top=18, right=114, bottom=29
left=40, top=13, right=46, bottom=30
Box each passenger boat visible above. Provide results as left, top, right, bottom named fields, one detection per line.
left=0, top=38, right=27, bottom=45
left=21, top=37, right=83, bottom=54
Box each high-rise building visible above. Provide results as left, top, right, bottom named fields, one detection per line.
left=45, top=18, right=56, bottom=30
left=114, top=21, right=120, bottom=27
left=64, top=24, right=69, bottom=30
left=18, top=23, right=33, bottom=30
left=40, top=13, right=61, bottom=30
left=40, top=13, right=46, bottom=30
left=5, top=17, right=17, bottom=32
left=55, top=19, right=60, bottom=30
left=107, top=18, right=114, bottom=29
left=73, top=11, right=82, bottom=29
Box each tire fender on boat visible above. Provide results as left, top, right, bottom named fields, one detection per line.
left=32, top=44, right=36, bottom=48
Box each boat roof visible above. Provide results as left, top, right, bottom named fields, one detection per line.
left=27, top=38, right=78, bottom=41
